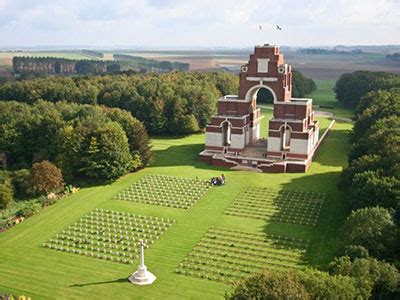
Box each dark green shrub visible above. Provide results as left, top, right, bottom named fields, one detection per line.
left=12, top=169, right=32, bottom=199
left=0, top=183, right=14, bottom=209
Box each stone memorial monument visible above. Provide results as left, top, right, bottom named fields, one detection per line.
left=128, top=240, right=156, bottom=285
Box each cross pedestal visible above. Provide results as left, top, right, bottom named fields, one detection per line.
left=128, top=240, right=156, bottom=285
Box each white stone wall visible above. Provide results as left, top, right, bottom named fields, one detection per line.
left=257, top=59, right=269, bottom=73
left=313, top=127, right=319, bottom=145
left=253, top=122, right=260, bottom=140
left=290, top=138, right=310, bottom=155
left=245, top=127, right=250, bottom=145
left=308, top=136, right=313, bottom=153
left=267, top=137, right=281, bottom=152
left=205, top=132, right=222, bottom=147
left=231, top=133, right=246, bottom=149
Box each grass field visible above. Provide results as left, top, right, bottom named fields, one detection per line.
left=307, top=80, right=354, bottom=119
left=0, top=110, right=352, bottom=299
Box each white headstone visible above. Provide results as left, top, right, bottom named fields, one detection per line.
left=128, top=240, right=156, bottom=285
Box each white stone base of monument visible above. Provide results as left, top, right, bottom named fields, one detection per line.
left=128, top=265, right=156, bottom=285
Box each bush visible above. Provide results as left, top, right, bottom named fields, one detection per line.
left=0, top=183, right=14, bottom=209
left=38, top=195, right=55, bottom=207
left=22, top=206, right=35, bottom=218
left=30, top=160, right=65, bottom=195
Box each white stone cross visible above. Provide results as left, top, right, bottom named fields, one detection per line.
left=128, top=239, right=156, bottom=285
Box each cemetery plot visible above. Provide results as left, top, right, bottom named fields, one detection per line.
left=225, top=188, right=326, bottom=226
left=114, top=174, right=211, bottom=209
left=176, top=227, right=308, bottom=283
left=43, top=208, right=175, bottom=264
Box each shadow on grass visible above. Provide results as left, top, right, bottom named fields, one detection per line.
left=313, top=127, right=351, bottom=168
left=151, top=143, right=225, bottom=172
left=263, top=171, right=350, bottom=270
left=69, top=277, right=127, bottom=287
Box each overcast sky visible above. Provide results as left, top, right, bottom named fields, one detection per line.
left=0, top=0, right=399, bottom=48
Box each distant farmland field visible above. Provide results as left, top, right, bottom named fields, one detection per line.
left=28, top=52, right=97, bottom=60
left=1, top=49, right=399, bottom=80
left=0, top=51, right=100, bottom=65
left=125, top=50, right=400, bottom=80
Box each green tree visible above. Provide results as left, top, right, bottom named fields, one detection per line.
left=180, top=114, right=200, bottom=134
left=330, top=256, right=400, bottom=299
left=292, top=70, right=316, bottom=98
left=106, top=63, right=121, bottom=73
left=348, top=116, right=400, bottom=166
left=342, top=207, right=397, bottom=260
left=352, top=89, right=400, bottom=142
left=213, top=72, right=239, bottom=95
left=101, top=106, right=152, bottom=166
left=54, top=61, right=61, bottom=74
left=0, top=182, right=14, bottom=209
left=334, top=71, right=400, bottom=108
left=12, top=169, right=32, bottom=199
left=30, top=160, right=65, bottom=195
left=225, top=270, right=310, bottom=300
left=0, top=72, right=230, bottom=135
left=78, top=121, right=133, bottom=181
left=296, top=268, right=359, bottom=299
left=348, top=171, right=399, bottom=210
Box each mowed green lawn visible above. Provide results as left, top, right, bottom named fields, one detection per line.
left=308, top=80, right=354, bottom=119
left=0, top=115, right=351, bottom=299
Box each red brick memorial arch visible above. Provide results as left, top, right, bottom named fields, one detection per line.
left=199, top=44, right=320, bottom=173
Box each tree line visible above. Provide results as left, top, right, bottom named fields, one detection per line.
left=298, top=48, right=363, bottom=55
left=227, top=256, right=398, bottom=299
left=113, top=54, right=190, bottom=72
left=0, top=72, right=238, bottom=135
left=337, top=73, right=399, bottom=267
left=12, top=55, right=190, bottom=77
left=334, top=70, right=400, bottom=108
left=13, top=56, right=107, bottom=75
left=386, top=53, right=400, bottom=61
left=0, top=101, right=151, bottom=182
left=82, top=50, right=104, bottom=58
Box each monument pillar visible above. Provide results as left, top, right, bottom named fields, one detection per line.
left=128, top=240, right=156, bottom=285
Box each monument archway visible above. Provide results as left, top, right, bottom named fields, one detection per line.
left=279, top=124, right=292, bottom=150
left=256, top=87, right=275, bottom=104
left=245, top=84, right=277, bottom=103
left=221, top=121, right=232, bottom=146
